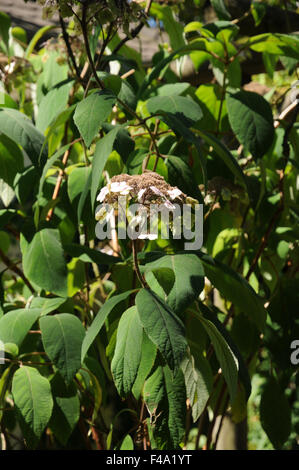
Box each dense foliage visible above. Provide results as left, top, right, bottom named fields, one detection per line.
left=0, top=0, right=298, bottom=450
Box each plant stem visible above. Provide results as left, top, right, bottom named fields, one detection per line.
left=0, top=248, right=34, bottom=293
left=132, top=240, right=147, bottom=288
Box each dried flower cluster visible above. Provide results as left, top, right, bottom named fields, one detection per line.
left=39, top=0, right=144, bottom=33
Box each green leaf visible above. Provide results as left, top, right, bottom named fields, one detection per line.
left=63, top=243, right=121, bottom=265
left=249, top=33, right=299, bottom=60
left=81, top=290, right=135, bottom=361
left=198, top=253, right=267, bottom=332
left=163, top=116, right=207, bottom=187
left=25, top=25, right=57, bottom=59
left=147, top=95, right=202, bottom=127
left=23, top=229, right=68, bottom=297
left=197, top=315, right=239, bottom=402
left=67, top=166, right=91, bottom=203
left=0, top=134, right=23, bottom=187
left=0, top=108, right=48, bottom=169
left=48, top=372, right=80, bottom=446
left=142, top=254, right=204, bottom=314
left=211, top=0, right=231, bottom=20
left=181, top=351, right=209, bottom=421
left=12, top=366, right=53, bottom=448
left=30, top=297, right=67, bottom=316
left=0, top=92, right=18, bottom=109
left=197, top=302, right=252, bottom=400
left=36, top=81, right=73, bottom=133
left=74, top=90, right=116, bottom=147
left=136, top=289, right=187, bottom=373
left=150, top=4, right=185, bottom=51
left=40, top=313, right=85, bottom=384
left=0, top=11, right=11, bottom=53
left=260, top=378, right=291, bottom=449
left=251, top=2, right=266, bottom=27
left=120, top=434, right=134, bottom=450
left=77, top=169, right=92, bottom=223
left=166, top=155, right=203, bottom=199
left=111, top=306, right=143, bottom=396
left=91, top=127, right=119, bottom=210
left=132, top=332, right=157, bottom=400
left=226, top=90, right=274, bottom=158
left=144, top=365, right=186, bottom=449
left=0, top=308, right=41, bottom=347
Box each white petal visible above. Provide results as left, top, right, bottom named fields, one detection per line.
left=150, top=186, right=164, bottom=197
left=97, top=186, right=109, bottom=202
left=167, top=188, right=182, bottom=200
left=138, top=233, right=158, bottom=240
left=110, top=181, right=132, bottom=193
left=137, top=188, right=146, bottom=202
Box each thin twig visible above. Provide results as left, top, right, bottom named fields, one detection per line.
left=0, top=248, right=34, bottom=293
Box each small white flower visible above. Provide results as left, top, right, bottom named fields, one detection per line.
left=97, top=186, right=109, bottom=202
left=150, top=186, right=164, bottom=198
left=137, top=188, right=146, bottom=202
left=138, top=233, right=158, bottom=240
left=167, top=188, right=182, bottom=200
left=4, top=61, right=16, bottom=74
left=110, top=181, right=132, bottom=195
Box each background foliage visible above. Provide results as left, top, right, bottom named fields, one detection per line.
left=0, top=0, right=298, bottom=450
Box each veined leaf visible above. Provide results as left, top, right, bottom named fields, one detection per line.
left=40, top=313, right=85, bottom=384
left=0, top=308, right=41, bottom=347
left=181, top=351, right=209, bottom=421
left=144, top=365, right=186, bottom=449
left=0, top=108, right=48, bottom=169
left=136, top=289, right=187, bottom=373
left=142, top=253, right=204, bottom=314
left=74, top=90, right=116, bottom=147
left=12, top=367, right=53, bottom=448
left=23, top=229, right=68, bottom=297
left=81, top=290, right=135, bottom=361
left=111, top=306, right=143, bottom=396
left=226, top=90, right=274, bottom=159
left=146, top=95, right=202, bottom=127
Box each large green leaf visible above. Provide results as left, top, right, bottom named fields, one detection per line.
left=48, top=372, right=80, bottom=446
left=74, top=90, right=116, bottom=147
left=195, top=129, right=248, bottom=189
left=67, top=166, right=91, bottom=203
left=132, top=332, right=157, bottom=400
left=40, top=314, right=85, bottom=384
left=142, top=253, right=204, bottom=314
left=36, top=81, right=73, bottom=133
left=63, top=243, right=121, bottom=265
left=249, top=33, right=299, bottom=60
left=226, top=90, right=274, bottom=159
left=166, top=155, right=203, bottom=200
left=198, top=253, right=267, bottom=332
left=147, top=95, right=202, bottom=127
left=0, top=11, right=11, bottom=53
left=23, top=229, right=68, bottom=297
left=0, top=308, right=41, bottom=347
left=197, top=315, right=239, bottom=402
left=91, top=127, right=119, bottom=210
left=30, top=297, right=67, bottom=317
left=81, top=290, right=135, bottom=361
left=12, top=366, right=53, bottom=448
left=111, top=306, right=143, bottom=396
left=181, top=351, right=209, bottom=421
left=144, top=365, right=186, bottom=449
left=0, top=108, right=48, bottom=169
left=150, top=4, right=185, bottom=51
left=0, top=134, right=24, bottom=186
left=260, top=378, right=291, bottom=449
left=136, top=289, right=187, bottom=373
